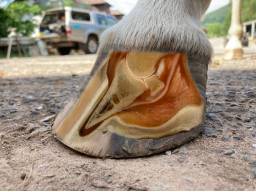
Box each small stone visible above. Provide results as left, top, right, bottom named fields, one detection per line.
left=249, top=116, right=255, bottom=119
left=38, top=164, right=48, bottom=169
left=206, top=113, right=222, bottom=126
left=224, top=150, right=235, bottom=155
left=172, top=149, right=179, bottom=154
left=233, top=136, right=244, bottom=141
left=165, top=151, right=172, bottom=156
left=237, top=122, right=243, bottom=126
left=215, top=102, right=223, bottom=106
left=206, top=113, right=220, bottom=122
left=235, top=115, right=243, bottom=120
left=35, top=104, right=44, bottom=111
left=227, top=92, right=236, bottom=97
left=245, top=91, right=255, bottom=97
left=20, top=173, right=26, bottom=180
left=184, top=178, right=193, bottom=183
left=0, top=113, right=4, bottom=118
left=8, top=100, right=15, bottom=105
left=50, top=108, right=58, bottom=114
left=230, top=103, right=237, bottom=107
left=178, top=146, right=190, bottom=154
left=252, top=132, right=256, bottom=137
left=39, top=122, right=50, bottom=127
left=222, top=136, right=230, bottom=141
left=178, top=155, right=186, bottom=163
left=31, top=111, right=39, bottom=115
left=244, top=118, right=251, bottom=122
left=253, top=171, right=256, bottom=179
left=23, top=96, right=38, bottom=103
left=220, top=112, right=233, bottom=121
left=204, top=128, right=214, bottom=137
left=10, top=109, right=16, bottom=113
left=226, top=107, right=249, bottom=113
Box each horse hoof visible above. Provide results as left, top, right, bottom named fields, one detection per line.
left=52, top=51, right=208, bottom=158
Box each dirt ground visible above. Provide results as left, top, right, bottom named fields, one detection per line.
left=0, top=52, right=256, bottom=191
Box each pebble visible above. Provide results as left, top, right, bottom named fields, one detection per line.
left=252, top=132, right=256, bottom=137
left=23, top=96, right=38, bottom=103
left=237, top=122, right=243, bottom=126
left=35, top=104, right=44, bottom=111
left=20, top=173, right=26, bottom=180
left=178, top=156, right=186, bottom=163
left=206, top=113, right=222, bottom=125
left=245, top=91, right=255, bottom=97
left=8, top=100, right=15, bottom=105
left=172, top=149, right=179, bottom=154
left=226, top=107, right=249, bottom=113
left=184, top=178, right=193, bottom=183
left=214, top=102, right=223, bottom=106
left=235, top=115, right=243, bottom=120
left=204, top=128, right=214, bottom=137
left=38, top=164, right=48, bottom=169
left=50, top=108, right=58, bottom=114
left=31, top=111, right=39, bottom=115
left=220, top=112, right=233, bottom=121
left=0, top=113, right=4, bottom=118
left=253, top=171, right=256, bottom=179
left=10, top=109, right=17, bottom=113
left=165, top=151, right=172, bottom=156
left=233, top=136, right=244, bottom=141
left=227, top=91, right=236, bottom=97
left=40, top=122, right=50, bottom=127
left=222, top=136, right=230, bottom=141
left=223, top=150, right=235, bottom=155
left=244, top=118, right=251, bottom=122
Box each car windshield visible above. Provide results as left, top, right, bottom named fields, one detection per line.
left=106, top=16, right=117, bottom=26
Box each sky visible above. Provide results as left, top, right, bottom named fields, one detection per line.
left=105, top=0, right=231, bottom=15
left=1, top=0, right=231, bottom=15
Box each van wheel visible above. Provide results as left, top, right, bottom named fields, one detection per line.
left=58, top=48, right=71, bottom=55
left=85, top=37, right=98, bottom=54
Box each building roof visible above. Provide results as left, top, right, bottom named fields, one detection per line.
left=110, top=10, right=124, bottom=16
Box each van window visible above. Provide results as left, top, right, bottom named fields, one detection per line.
left=42, top=11, right=65, bottom=24
left=72, top=12, right=91, bottom=21
left=106, top=16, right=117, bottom=26
left=97, top=14, right=107, bottom=25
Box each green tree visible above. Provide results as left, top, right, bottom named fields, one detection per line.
left=242, top=0, right=256, bottom=22
left=207, top=22, right=224, bottom=37
left=0, top=8, right=10, bottom=37
left=0, top=1, right=41, bottom=37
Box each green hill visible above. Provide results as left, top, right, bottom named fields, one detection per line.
left=202, top=5, right=231, bottom=25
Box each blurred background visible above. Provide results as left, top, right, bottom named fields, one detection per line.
left=0, top=0, right=256, bottom=58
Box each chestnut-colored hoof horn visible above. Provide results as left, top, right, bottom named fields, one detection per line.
left=52, top=51, right=207, bottom=158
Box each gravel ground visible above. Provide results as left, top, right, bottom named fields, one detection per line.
left=0, top=53, right=256, bottom=191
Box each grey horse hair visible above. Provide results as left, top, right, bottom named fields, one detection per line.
left=98, top=0, right=213, bottom=60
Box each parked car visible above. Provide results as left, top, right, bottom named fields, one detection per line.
left=224, top=32, right=249, bottom=47
left=39, top=6, right=117, bottom=55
